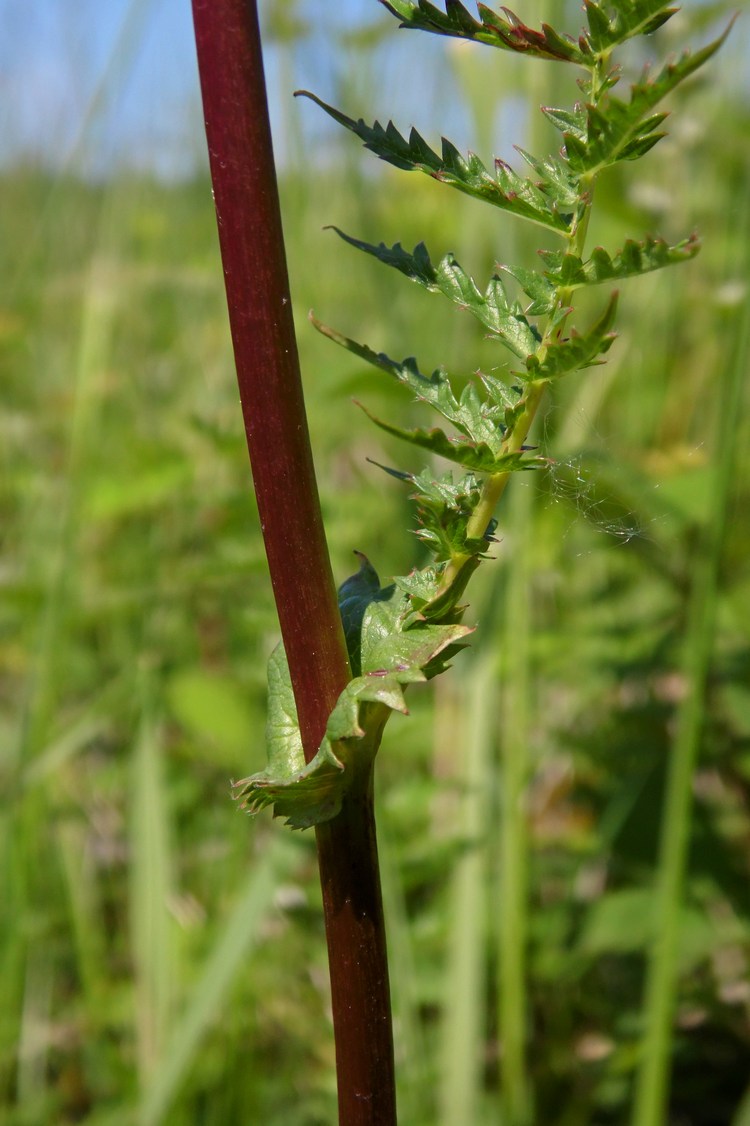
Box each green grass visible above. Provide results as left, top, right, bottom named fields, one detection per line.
left=1, top=5, right=749, bottom=1122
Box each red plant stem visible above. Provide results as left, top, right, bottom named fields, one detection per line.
left=190, top=2, right=396, bottom=1122
left=190, top=0, right=347, bottom=757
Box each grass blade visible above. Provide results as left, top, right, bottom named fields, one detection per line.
left=497, top=481, right=533, bottom=1126
left=130, top=706, right=175, bottom=1086
left=437, top=662, right=493, bottom=1126
left=631, top=206, right=750, bottom=1126
left=139, top=834, right=297, bottom=1126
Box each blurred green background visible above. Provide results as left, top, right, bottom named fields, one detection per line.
left=1, top=1, right=748, bottom=1123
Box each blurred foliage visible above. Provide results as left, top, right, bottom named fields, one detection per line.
left=1, top=1, right=749, bottom=1123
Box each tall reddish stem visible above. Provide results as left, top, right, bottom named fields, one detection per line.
left=190, top=2, right=396, bottom=1122
left=190, top=0, right=347, bottom=756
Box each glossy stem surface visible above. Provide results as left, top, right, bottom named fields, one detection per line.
left=191, top=3, right=396, bottom=1121
left=191, top=0, right=349, bottom=756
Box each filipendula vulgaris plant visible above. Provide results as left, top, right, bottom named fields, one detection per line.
left=233, top=0, right=731, bottom=829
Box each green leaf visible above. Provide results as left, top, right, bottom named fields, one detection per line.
left=379, top=0, right=587, bottom=64
left=535, top=233, right=699, bottom=295
left=525, top=292, right=618, bottom=378
left=233, top=643, right=330, bottom=828
left=402, top=467, right=495, bottom=563
left=541, top=104, right=587, bottom=142
left=358, top=401, right=542, bottom=474
left=234, top=579, right=472, bottom=829
left=559, top=24, right=733, bottom=175
left=500, top=264, right=558, bottom=315
left=297, top=90, right=572, bottom=233
left=394, top=555, right=482, bottom=623
left=338, top=550, right=382, bottom=675
left=296, top=90, right=442, bottom=172
left=358, top=581, right=472, bottom=675
left=330, top=228, right=540, bottom=358
left=583, top=0, right=679, bottom=54
left=311, top=316, right=508, bottom=450
left=514, top=146, right=581, bottom=212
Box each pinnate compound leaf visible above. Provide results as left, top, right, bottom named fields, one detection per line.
left=559, top=24, right=732, bottom=175
left=525, top=292, right=618, bottom=378
left=331, top=228, right=540, bottom=358
left=234, top=566, right=472, bottom=828
left=297, top=90, right=572, bottom=233
left=379, top=0, right=586, bottom=63
left=244, top=1, right=729, bottom=835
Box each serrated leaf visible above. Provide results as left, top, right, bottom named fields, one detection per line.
left=409, top=466, right=483, bottom=507
left=490, top=157, right=573, bottom=232
left=330, top=229, right=540, bottom=358
left=414, top=517, right=489, bottom=562
left=298, top=90, right=572, bottom=232
left=296, top=90, right=440, bottom=172
left=234, top=578, right=472, bottom=828
left=476, top=373, right=530, bottom=434
left=408, top=468, right=494, bottom=562
left=367, top=466, right=499, bottom=585
left=538, top=233, right=699, bottom=293
left=513, top=146, right=580, bottom=210
left=525, top=292, right=618, bottom=378
left=393, top=566, right=445, bottom=606
left=312, top=316, right=508, bottom=449
left=500, top=263, right=557, bottom=314
left=359, top=582, right=472, bottom=674
left=358, top=401, right=542, bottom=474
left=563, top=23, right=732, bottom=175
left=483, top=276, right=543, bottom=356
left=232, top=642, right=344, bottom=829
left=395, top=554, right=482, bottom=623
left=541, top=104, right=588, bottom=142
left=379, top=0, right=587, bottom=63
left=584, top=0, right=678, bottom=54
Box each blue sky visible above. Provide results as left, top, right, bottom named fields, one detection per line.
left=0, top=0, right=742, bottom=178
left=0, top=0, right=445, bottom=177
